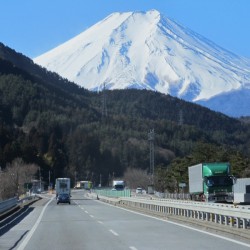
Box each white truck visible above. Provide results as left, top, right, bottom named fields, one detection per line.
left=112, top=180, right=125, bottom=191
left=76, top=181, right=92, bottom=190
left=233, top=178, right=250, bottom=203
left=55, top=178, right=71, bottom=198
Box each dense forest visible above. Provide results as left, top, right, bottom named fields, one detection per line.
left=0, top=43, right=250, bottom=195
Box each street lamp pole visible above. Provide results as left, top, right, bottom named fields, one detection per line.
left=39, top=167, right=41, bottom=192
left=75, top=171, right=77, bottom=188
left=49, top=170, right=51, bottom=189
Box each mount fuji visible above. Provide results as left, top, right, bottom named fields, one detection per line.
left=34, top=10, right=250, bottom=117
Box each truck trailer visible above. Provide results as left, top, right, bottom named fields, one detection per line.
left=233, top=178, right=250, bottom=203
left=55, top=178, right=71, bottom=198
left=188, top=162, right=234, bottom=202
left=112, top=180, right=125, bottom=191
left=76, top=181, right=92, bottom=190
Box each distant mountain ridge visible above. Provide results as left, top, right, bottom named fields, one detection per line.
left=34, top=10, right=250, bottom=117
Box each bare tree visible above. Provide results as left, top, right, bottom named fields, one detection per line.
left=0, top=158, right=38, bottom=200
left=123, top=168, right=150, bottom=189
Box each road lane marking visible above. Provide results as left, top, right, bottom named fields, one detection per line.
left=90, top=215, right=94, bottom=218
left=17, top=197, right=54, bottom=250
left=109, top=229, right=119, bottom=236
left=97, top=221, right=103, bottom=224
left=96, top=200, right=250, bottom=248
left=85, top=211, right=89, bottom=214
left=129, top=247, right=138, bottom=250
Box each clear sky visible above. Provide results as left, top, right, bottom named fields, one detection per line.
left=1, top=0, right=250, bottom=59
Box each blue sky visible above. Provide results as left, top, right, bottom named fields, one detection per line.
left=1, top=0, right=250, bottom=58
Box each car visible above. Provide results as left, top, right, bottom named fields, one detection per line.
left=57, top=193, right=71, bottom=204
left=136, top=187, right=143, bottom=194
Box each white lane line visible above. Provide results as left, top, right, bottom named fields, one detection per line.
left=96, top=200, right=250, bottom=248
left=109, top=229, right=119, bottom=236
left=90, top=215, right=94, bottom=218
left=97, top=221, right=103, bottom=224
left=85, top=211, right=89, bottom=214
left=129, top=247, right=138, bottom=250
left=17, top=197, right=54, bottom=250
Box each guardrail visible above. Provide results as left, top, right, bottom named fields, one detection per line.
left=0, top=195, right=38, bottom=216
left=96, top=195, right=250, bottom=230
left=154, top=191, right=190, bottom=200
left=0, top=197, right=18, bottom=214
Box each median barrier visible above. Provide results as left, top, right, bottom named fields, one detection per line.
left=94, top=194, right=250, bottom=230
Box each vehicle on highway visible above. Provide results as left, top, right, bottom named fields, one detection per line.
left=189, top=162, right=235, bottom=202
left=55, top=178, right=71, bottom=198
left=136, top=187, right=143, bottom=194
left=75, top=180, right=92, bottom=190
left=112, top=180, right=125, bottom=191
left=57, top=193, right=71, bottom=204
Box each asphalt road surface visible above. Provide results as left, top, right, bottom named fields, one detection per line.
left=1, top=190, right=250, bottom=250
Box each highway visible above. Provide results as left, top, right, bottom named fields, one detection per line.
left=1, top=190, right=250, bottom=250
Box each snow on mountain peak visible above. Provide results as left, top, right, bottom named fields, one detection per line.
left=34, top=10, right=250, bottom=117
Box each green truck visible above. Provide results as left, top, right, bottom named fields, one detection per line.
left=188, top=162, right=235, bottom=202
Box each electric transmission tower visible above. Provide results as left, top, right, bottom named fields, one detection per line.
left=102, top=82, right=107, bottom=118
left=148, top=129, right=155, bottom=184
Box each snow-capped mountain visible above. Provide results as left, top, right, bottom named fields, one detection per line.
left=34, top=10, right=250, bottom=117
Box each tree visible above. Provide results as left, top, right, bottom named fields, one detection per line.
left=123, top=167, right=149, bottom=189
left=0, top=158, right=38, bottom=200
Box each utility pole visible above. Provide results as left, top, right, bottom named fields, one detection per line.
left=99, top=174, right=102, bottom=187
left=49, top=170, right=51, bottom=189
left=148, top=129, right=155, bottom=185
left=39, top=167, right=41, bottom=192
left=75, top=171, right=77, bottom=188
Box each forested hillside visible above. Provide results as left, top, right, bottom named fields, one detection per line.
left=0, top=43, right=250, bottom=193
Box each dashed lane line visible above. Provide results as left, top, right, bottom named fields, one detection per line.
left=109, top=229, right=119, bottom=236
left=129, top=247, right=138, bottom=250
